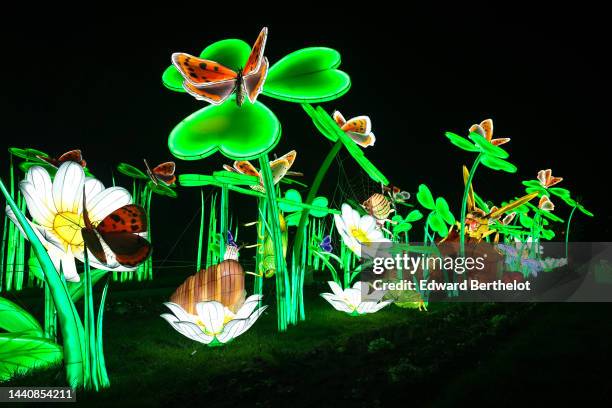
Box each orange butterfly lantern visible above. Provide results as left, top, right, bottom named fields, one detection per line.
left=469, top=119, right=510, bottom=146
left=172, top=27, right=268, bottom=106
left=333, top=111, right=376, bottom=148
left=81, top=191, right=152, bottom=268
left=537, top=169, right=563, bottom=188
left=144, top=159, right=176, bottom=186
left=38, top=149, right=86, bottom=168
left=223, top=150, right=302, bottom=192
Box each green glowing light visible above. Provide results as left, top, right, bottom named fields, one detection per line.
left=264, top=47, right=351, bottom=103
left=168, top=97, right=281, bottom=161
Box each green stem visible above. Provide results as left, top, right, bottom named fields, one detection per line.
left=196, top=189, right=205, bottom=270
left=565, top=205, right=577, bottom=259
left=220, top=184, right=228, bottom=260
left=292, top=139, right=343, bottom=259
left=258, top=155, right=289, bottom=332
left=460, top=154, right=483, bottom=256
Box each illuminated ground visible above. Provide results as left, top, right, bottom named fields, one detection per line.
left=4, top=273, right=611, bottom=406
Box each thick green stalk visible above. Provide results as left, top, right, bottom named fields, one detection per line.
left=460, top=154, right=483, bottom=256
left=1, top=179, right=85, bottom=387
left=196, top=189, right=205, bottom=270
left=293, top=140, right=343, bottom=260
left=220, top=184, right=228, bottom=260
left=565, top=205, right=577, bottom=259
left=258, top=155, right=289, bottom=331
left=44, top=283, right=57, bottom=341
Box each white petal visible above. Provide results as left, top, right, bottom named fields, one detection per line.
left=52, top=162, right=85, bottom=214
left=163, top=302, right=196, bottom=323
left=61, top=248, right=80, bottom=282
left=359, top=215, right=376, bottom=233
left=216, top=319, right=245, bottom=343
left=344, top=288, right=362, bottom=308
left=327, top=281, right=344, bottom=297
left=369, top=300, right=393, bottom=313
left=217, top=306, right=267, bottom=343
left=321, top=293, right=354, bottom=313
left=19, top=181, right=54, bottom=228
left=235, top=295, right=263, bottom=319
left=341, top=204, right=356, bottom=227
left=84, top=178, right=104, bottom=199
left=86, top=187, right=131, bottom=223
left=25, top=166, right=54, bottom=208
left=196, top=301, right=225, bottom=334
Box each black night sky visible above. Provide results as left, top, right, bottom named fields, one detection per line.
left=2, top=15, right=610, bottom=264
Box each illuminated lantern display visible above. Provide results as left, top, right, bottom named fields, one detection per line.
left=162, top=246, right=267, bottom=346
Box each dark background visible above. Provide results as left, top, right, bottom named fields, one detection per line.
left=2, top=16, right=609, bottom=266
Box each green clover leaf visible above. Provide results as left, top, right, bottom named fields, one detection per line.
left=435, top=197, right=455, bottom=225
left=468, top=132, right=510, bottom=159
left=168, top=97, right=281, bottom=161
left=264, top=47, right=351, bottom=103
left=416, top=184, right=435, bottom=210
left=117, top=163, right=148, bottom=180
left=9, top=147, right=48, bottom=161
left=163, top=38, right=350, bottom=103
left=444, top=132, right=479, bottom=152
left=480, top=154, right=517, bottom=173
left=146, top=181, right=177, bottom=198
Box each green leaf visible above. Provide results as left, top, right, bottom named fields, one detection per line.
left=541, top=229, right=555, bottom=240
left=480, top=154, right=517, bottom=173
left=19, top=161, right=57, bottom=177
left=405, top=209, right=424, bottom=223
left=178, top=174, right=219, bottom=187
left=428, top=212, right=449, bottom=237
left=435, top=197, right=455, bottom=225
left=9, top=147, right=49, bottom=161
left=162, top=65, right=186, bottom=92
left=577, top=204, right=594, bottom=217
left=549, top=187, right=571, bottom=200
left=117, top=163, right=148, bottom=180
left=469, top=132, right=510, bottom=159
left=264, top=48, right=351, bottom=103
left=392, top=215, right=403, bottom=224
left=520, top=213, right=533, bottom=228
left=393, top=222, right=413, bottom=234
left=279, top=189, right=303, bottom=212
left=310, top=197, right=329, bottom=217
left=416, top=185, right=435, bottom=210
left=0, top=333, right=63, bottom=381
left=444, top=132, right=479, bottom=152
left=0, top=297, right=43, bottom=336
left=146, top=181, right=178, bottom=198
left=27, top=248, right=44, bottom=281
left=212, top=170, right=259, bottom=186
left=302, top=103, right=338, bottom=142
left=67, top=269, right=109, bottom=302
left=168, top=97, right=281, bottom=161
left=522, top=180, right=542, bottom=188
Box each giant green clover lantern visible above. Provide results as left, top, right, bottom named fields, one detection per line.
left=163, top=36, right=351, bottom=331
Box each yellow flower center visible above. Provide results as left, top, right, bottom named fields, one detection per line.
left=195, top=314, right=235, bottom=335
left=350, top=227, right=370, bottom=244
left=52, top=212, right=84, bottom=248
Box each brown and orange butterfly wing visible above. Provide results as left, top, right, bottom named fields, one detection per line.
left=341, top=116, right=371, bottom=134
left=58, top=150, right=86, bottom=167
left=243, top=57, right=269, bottom=103
left=243, top=27, right=268, bottom=75
left=96, top=204, right=150, bottom=268
left=99, top=232, right=152, bottom=267
left=152, top=162, right=176, bottom=185
left=333, top=111, right=347, bottom=127
left=183, top=80, right=237, bottom=105
left=479, top=119, right=494, bottom=141
left=97, top=205, right=148, bottom=234
left=172, top=53, right=237, bottom=85
left=233, top=160, right=260, bottom=177
left=81, top=228, right=108, bottom=265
